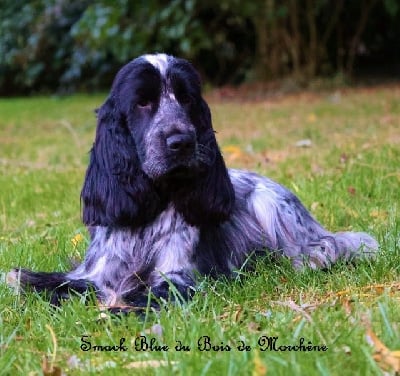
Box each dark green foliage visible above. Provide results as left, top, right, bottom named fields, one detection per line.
left=0, top=0, right=90, bottom=94
left=0, top=0, right=399, bottom=95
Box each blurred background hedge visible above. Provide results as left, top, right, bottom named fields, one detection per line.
left=1, top=0, right=399, bottom=95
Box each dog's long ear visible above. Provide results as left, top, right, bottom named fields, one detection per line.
left=81, top=96, right=162, bottom=227
left=175, top=99, right=235, bottom=226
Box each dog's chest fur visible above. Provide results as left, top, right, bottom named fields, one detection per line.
left=68, top=205, right=199, bottom=298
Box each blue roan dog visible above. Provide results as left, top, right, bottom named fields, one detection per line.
left=8, top=54, right=378, bottom=311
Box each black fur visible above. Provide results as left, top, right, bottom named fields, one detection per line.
left=8, top=54, right=378, bottom=312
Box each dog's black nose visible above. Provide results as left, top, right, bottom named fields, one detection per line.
left=166, top=134, right=195, bottom=154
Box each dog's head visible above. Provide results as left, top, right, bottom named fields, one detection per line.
left=113, top=54, right=213, bottom=180
left=81, top=54, right=235, bottom=227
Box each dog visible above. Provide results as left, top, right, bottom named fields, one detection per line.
left=8, top=53, right=378, bottom=310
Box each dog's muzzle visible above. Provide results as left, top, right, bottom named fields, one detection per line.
left=166, top=133, right=196, bottom=157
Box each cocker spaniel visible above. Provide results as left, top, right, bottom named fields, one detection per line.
left=9, top=53, right=378, bottom=310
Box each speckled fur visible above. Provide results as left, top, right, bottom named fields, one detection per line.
left=9, top=54, right=378, bottom=310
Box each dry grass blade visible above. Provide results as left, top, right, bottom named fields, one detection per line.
left=124, top=360, right=178, bottom=369
left=272, top=300, right=313, bottom=322
left=41, top=325, right=62, bottom=376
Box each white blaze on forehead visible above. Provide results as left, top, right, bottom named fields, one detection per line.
left=144, top=53, right=177, bottom=100
left=143, top=53, right=170, bottom=76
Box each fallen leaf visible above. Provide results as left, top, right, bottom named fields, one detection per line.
left=340, top=153, right=349, bottom=164
left=222, top=145, right=246, bottom=162
left=365, top=284, right=385, bottom=295
left=364, top=319, right=400, bottom=373
left=295, top=139, right=312, bottom=148
left=368, top=331, right=400, bottom=372
left=220, top=305, right=244, bottom=323
left=307, top=113, right=317, bottom=122
left=341, top=298, right=353, bottom=316
left=42, top=356, right=62, bottom=376
left=364, top=282, right=400, bottom=295
left=347, top=186, right=356, bottom=195
left=310, top=202, right=320, bottom=212
left=342, top=345, right=352, bottom=355
left=379, top=115, right=394, bottom=125
left=369, top=209, right=388, bottom=221
left=252, top=351, right=267, bottom=376
left=222, top=145, right=243, bottom=154
left=234, top=306, right=243, bottom=322
left=335, top=289, right=351, bottom=296
left=247, top=321, right=261, bottom=333
left=71, top=233, right=84, bottom=247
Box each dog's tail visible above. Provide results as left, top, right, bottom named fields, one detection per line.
left=6, top=269, right=92, bottom=305
left=293, top=231, right=379, bottom=269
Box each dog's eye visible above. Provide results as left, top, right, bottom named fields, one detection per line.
left=137, top=98, right=153, bottom=109
left=178, top=93, right=192, bottom=105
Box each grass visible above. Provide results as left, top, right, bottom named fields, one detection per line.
left=0, top=86, right=399, bottom=375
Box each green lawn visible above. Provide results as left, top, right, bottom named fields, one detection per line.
left=0, top=87, right=399, bottom=375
